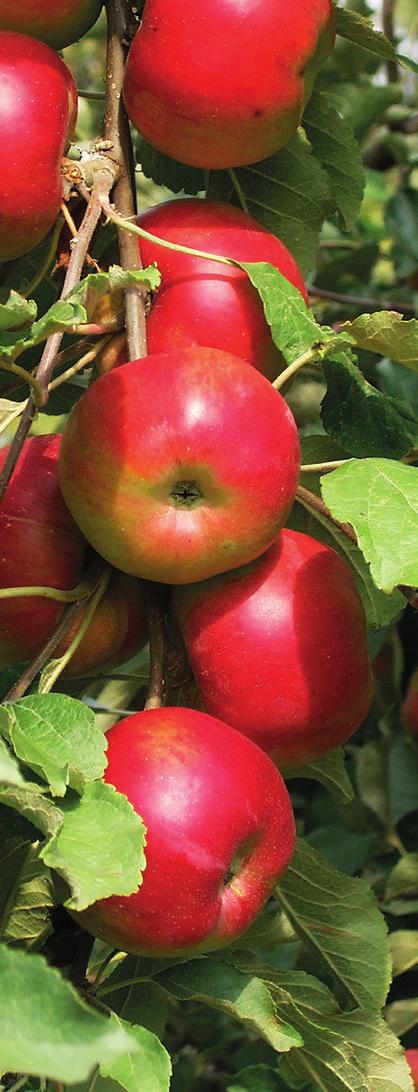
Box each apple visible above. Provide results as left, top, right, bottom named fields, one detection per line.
left=59, top=347, right=300, bottom=585
left=402, top=668, right=418, bottom=739
left=406, top=1051, right=418, bottom=1091
left=73, top=706, right=296, bottom=954
left=173, top=529, right=374, bottom=767
left=123, top=0, right=335, bottom=169
left=0, top=435, right=86, bottom=670
left=0, top=32, right=77, bottom=262
left=0, top=0, right=102, bottom=50
left=56, top=573, right=147, bottom=678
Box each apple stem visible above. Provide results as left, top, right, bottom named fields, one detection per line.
left=272, top=348, right=319, bottom=392
left=38, top=566, right=113, bottom=694
left=143, top=582, right=166, bottom=710
left=100, top=197, right=238, bottom=270
left=296, top=484, right=358, bottom=546
left=300, top=459, right=351, bottom=473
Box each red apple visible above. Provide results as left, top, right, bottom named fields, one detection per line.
left=134, top=199, right=308, bottom=380
left=0, top=0, right=102, bottom=50
left=0, top=435, right=86, bottom=670
left=73, top=707, right=296, bottom=954
left=173, top=530, right=374, bottom=767
left=406, top=1051, right=418, bottom=1091
left=0, top=32, right=77, bottom=262
left=57, top=573, right=147, bottom=678
left=123, top=0, right=335, bottom=169
left=402, top=668, right=418, bottom=739
left=59, top=347, right=300, bottom=585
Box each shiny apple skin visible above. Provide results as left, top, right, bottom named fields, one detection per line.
left=406, top=1051, right=418, bottom=1091
left=133, top=199, right=307, bottom=380
left=173, top=530, right=374, bottom=767
left=74, top=707, right=296, bottom=955
left=0, top=0, right=102, bottom=49
left=59, top=347, right=300, bottom=585
left=0, top=435, right=86, bottom=670
left=123, top=0, right=335, bottom=169
left=402, top=668, right=418, bottom=739
left=57, top=573, right=147, bottom=678
left=0, top=32, right=78, bottom=262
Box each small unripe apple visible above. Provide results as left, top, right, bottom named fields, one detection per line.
left=0, top=32, right=77, bottom=262
left=0, top=435, right=86, bottom=670
left=402, top=668, right=418, bottom=739
left=123, top=0, right=335, bottom=168
left=406, top=1051, right=418, bottom=1090
left=73, top=707, right=296, bottom=955
left=56, top=573, right=147, bottom=678
left=173, top=530, right=374, bottom=767
left=59, top=347, right=300, bottom=585
left=0, top=0, right=102, bottom=50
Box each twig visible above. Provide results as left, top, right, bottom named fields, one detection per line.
left=3, top=600, right=86, bottom=702
left=104, top=0, right=147, bottom=361
left=309, top=285, right=416, bottom=315
left=300, top=459, right=351, bottom=473
left=0, top=170, right=114, bottom=505
left=143, top=582, right=166, bottom=710
left=296, top=484, right=358, bottom=546
left=382, top=0, right=399, bottom=83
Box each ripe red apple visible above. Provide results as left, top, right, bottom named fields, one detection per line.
left=0, top=435, right=86, bottom=670
left=0, top=32, right=77, bottom=262
left=73, top=707, right=296, bottom=954
left=0, top=1, right=102, bottom=50
left=406, top=1051, right=418, bottom=1091
left=123, top=0, right=335, bottom=169
left=59, top=347, right=300, bottom=585
left=133, top=199, right=308, bottom=380
left=56, top=573, right=147, bottom=678
left=402, top=668, right=418, bottom=739
left=173, top=530, right=374, bottom=767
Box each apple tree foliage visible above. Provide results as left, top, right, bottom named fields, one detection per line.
left=0, top=1, right=418, bottom=1090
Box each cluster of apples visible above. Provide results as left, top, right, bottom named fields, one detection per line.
left=0, top=0, right=375, bottom=957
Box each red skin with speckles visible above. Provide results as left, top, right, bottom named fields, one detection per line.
left=406, top=1052, right=418, bottom=1091
left=73, top=707, right=296, bottom=955
left=123, top=0, right=335, bottom=168
left=0, top=1, right=102, bottom=49
left=56, top=573, right=147, bottom=678
left=135, top=200, right=308, bottom=380
left=0, top=32, right=77, bottom=261
left=173, top=530, right=374, bottom=768
left=59, top=347, right=300, bottom=585
left=402, top=668, right=418, bottom=739
left=0, top=435, right=86, bottom=670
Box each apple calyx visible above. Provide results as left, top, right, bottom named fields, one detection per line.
left=169, top=480, right=204, bottom=508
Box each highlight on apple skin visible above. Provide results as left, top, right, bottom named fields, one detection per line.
left=59, top=346, right=300, bottom=585
left=123, top=0, right=335, bottom=169
left=72, top=707, right=296, bottom=956
left=0, top=435, right=86, bottom=670
left=0, top=31, right=78, bottom=261
left=173, top=529, right=374, bottom=768
left=0, top=0, right=102, bottom=50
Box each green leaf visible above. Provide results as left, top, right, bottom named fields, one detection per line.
left=335, top=6, right=418, bottom=74
left=41, top=780, right=146, bottom=911
left=0, top=945, right=139, bottom=1081
left=386, top=998, right=418, bottom=1037
left=230, top=130, right=334, bottom=275
left=240, top=264, right=322, bottom=364
left=385, top=854, right=418, bottom=902
left=156, top=959, right=302, bottom=1053
left=275, top=839, right=391, bottom=1011
left=0, top=783, right=63, bottom=838
left=96, top=960, right=171, bottom=1037
left=227, top=1065, right=288, bottom=1092
left=303, top=92, right=364, bottom=231
left=339, top=313, right=418, bottom=370
left=101, top=1016, right=172, bottom=1092
left=68, top=265, right=161, bottom=315
left=0, top=397, right=26, bottom=435
left=283, top=747, right=354, bottom=806
left=0, top=736, right=24, bottom=785
left=0, top=290, right=37, bottom=333
left=136, top=134, right=205, bottom=194
left=390, top=930, right=418, bottom=976
left=294, top=437, right=404, bottom=629
left=321, top=356, right=418, bottom=458
left=388, top=735, right=418, bottom=824
left=321, top=459, right=418, bottom=593
left=1, top=694, right=107, bottom=796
